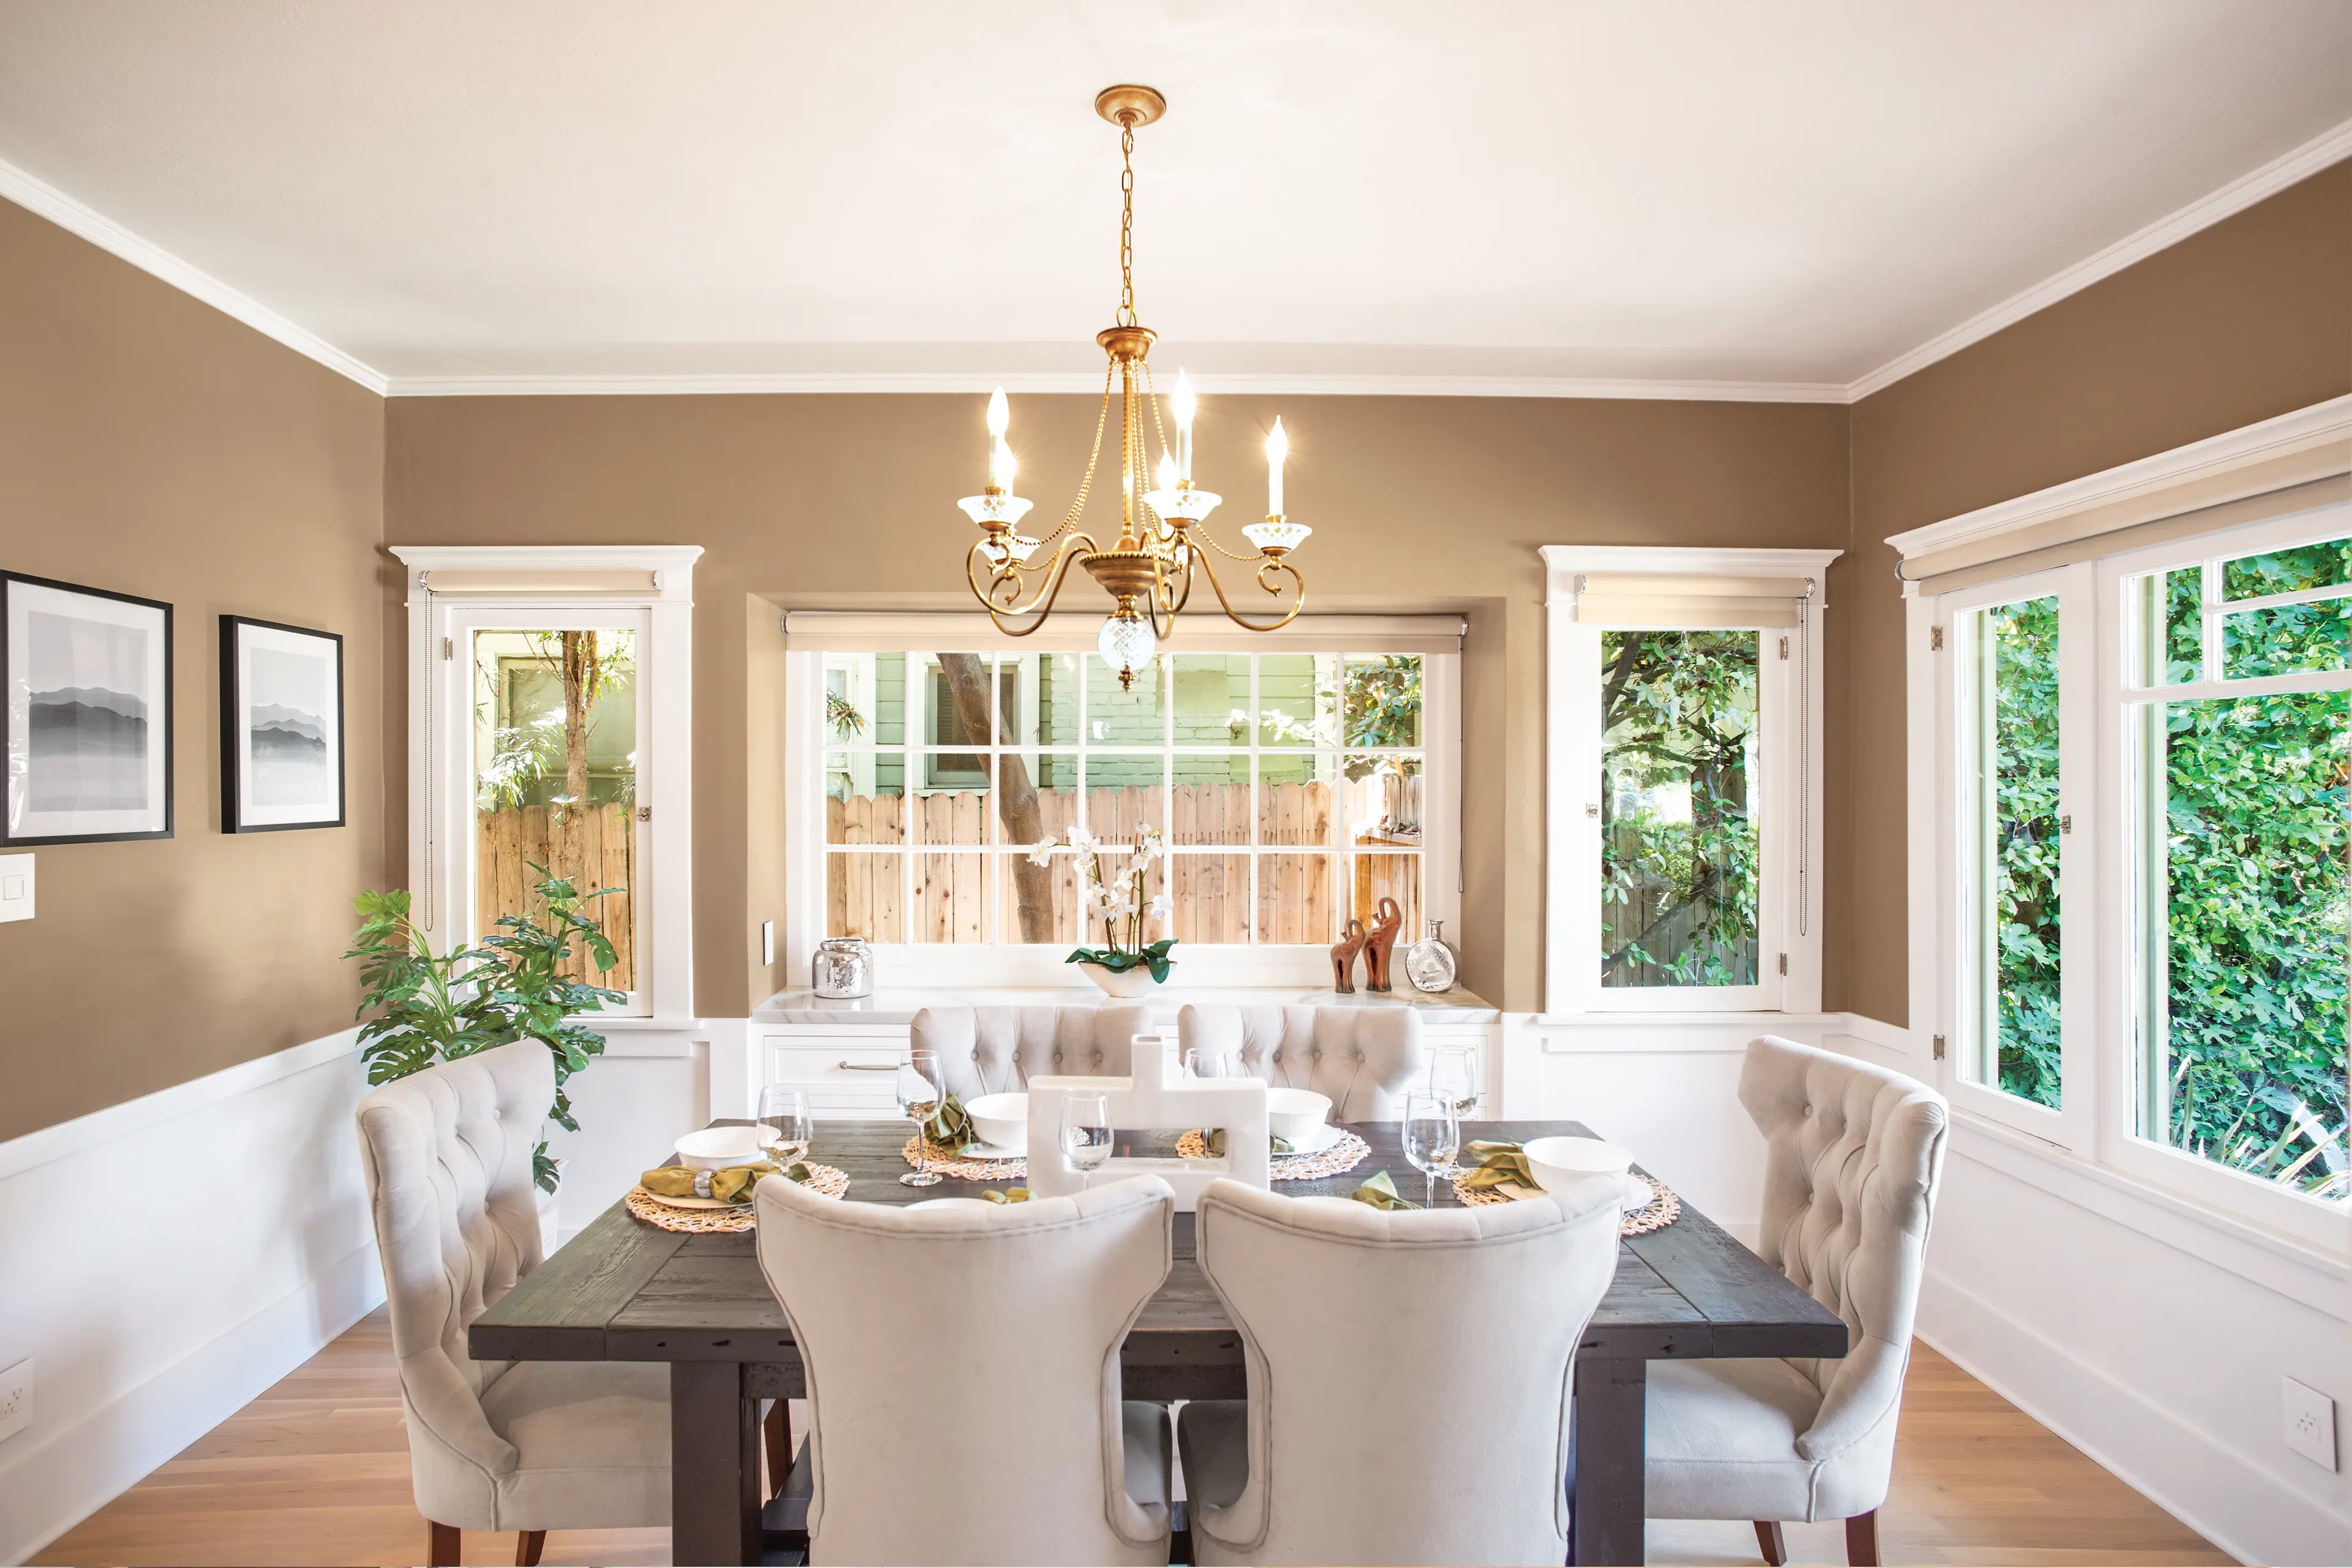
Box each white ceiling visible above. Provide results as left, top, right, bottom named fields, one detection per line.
left=0, top=1, right=2348, bottom=396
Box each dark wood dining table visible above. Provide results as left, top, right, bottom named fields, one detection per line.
left=470, top=1118, right=1846, bottom=1566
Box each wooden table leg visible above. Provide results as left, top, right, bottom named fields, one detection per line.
left=671, top=1362, right=760, bottom=1566
left=1570, top=1356, right=1648, bottom=1566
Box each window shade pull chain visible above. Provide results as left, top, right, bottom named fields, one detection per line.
left=1798, top=577, right=1815, bottom=941
left=418, top=571, right=436, bottom=932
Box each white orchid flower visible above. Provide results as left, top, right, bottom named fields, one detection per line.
left=1068, top=824, right=1096, bottom=850
left=1025, top=838, right=1057, bottom=868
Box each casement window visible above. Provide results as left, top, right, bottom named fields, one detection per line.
left=1542, top=547, right=1838, bottom=1015
left=391, top=546, right=699, bottom=1023
left=1902, top=398, right=2351, bottom=1249
left=780, top=614, right=1463, bottom=988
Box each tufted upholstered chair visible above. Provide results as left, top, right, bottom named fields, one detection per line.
left=753, top=1171, right=1177, bottom=1565
left=355, top=1039, right=669, bottom=1568
left=1175, top=1177, right=1623, bottom=1566
left=1646, top=1035, right=1949, bottom=1567
left=909, top=1003, right=1151, bottom=1101
left=1175, top=1004, right=1426, bottom=1120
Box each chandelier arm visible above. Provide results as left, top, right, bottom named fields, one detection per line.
left=965, top=533, right=1102, bottom=630
left=1164, top=540, right=1198, bottom=617
left=1191, top=546, right=1307, bottom=633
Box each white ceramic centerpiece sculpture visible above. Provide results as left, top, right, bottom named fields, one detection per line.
left=1025, top=1035, right=1269, bottom=1212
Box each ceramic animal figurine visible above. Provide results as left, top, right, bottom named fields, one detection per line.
left=1364, top=897, right=1404, bottom=992
left=1329, top=918, right=1368, bottom=993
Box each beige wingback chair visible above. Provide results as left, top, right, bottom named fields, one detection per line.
left=354, top=1039, right=668, bottom=1568
left=1176, top=1004, right=1426, bottom=1120
left=910, top=1003, right=1150, bottom=1101
left=1176, top=1177, right=1624, bottom=1566
left=1646, top=1035, right=1949, bottom=1567
left=753, top=1173, right=1177, bottom=1566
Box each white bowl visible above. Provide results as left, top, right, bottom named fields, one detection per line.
left=675, top=1125, right=769, bottom=1172
left=1266, top=1087, right=1333, bottom=1145
left=1521, top=1136, right=1634, bottom=1201
left=965, top=1092, right=1028, bottom=1150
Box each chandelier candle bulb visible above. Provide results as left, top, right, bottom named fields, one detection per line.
left=1173, top=370, right=1196, bottom=480
left=992, top=436, right=1016, bottom=491
left=1266, top=417, right=1287, bottom=517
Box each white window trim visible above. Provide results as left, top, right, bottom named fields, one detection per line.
left=391, top=545, right=699, bottom=1026
left=1905, top=482, right=2352, bottom=1255
left=783, top=634, right=1461, bottom=990
left=1541, top=545, right=1838, bottom=1017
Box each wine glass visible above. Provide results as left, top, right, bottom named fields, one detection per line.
left=758, top=1085, right=810, bottom=1164
left=1183, top=1046, right=1233, bottom=1079
left=1401, top=1090, right=1459, bottom=1209
left=897, top=1050, right=946, bottom=1188
left=1063, top=1091, right=1114, bottom=1175
left=1429, top=1047, right=1480, bottom=1168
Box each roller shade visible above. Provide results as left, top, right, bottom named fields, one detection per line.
left=417, top=569, right=664, bottom=595
left=1568, top=572, right=1817, bottom=628
left=390, top=546, right=703, bottom=603
left=1891, top=397, right=2352, bottom=595
left=781, top=611, right=1465, bottom=654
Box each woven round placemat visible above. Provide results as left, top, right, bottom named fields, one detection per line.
left=901, top=1136, right=1025, bottom=1182
left=1452, top=1173, right=1682, bottom=1235
left=1174, top=1128, right=1371, bottom=1182
left=624, top=1164, right=849, bottom=1233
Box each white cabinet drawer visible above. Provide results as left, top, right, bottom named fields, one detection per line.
left=765, top=1038, right=905, bottom=1118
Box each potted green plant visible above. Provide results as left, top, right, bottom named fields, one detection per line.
left=345, top=867, right=622, bottom=1243
left=1028, top=824, right=1175, bottom=997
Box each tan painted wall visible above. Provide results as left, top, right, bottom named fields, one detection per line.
left=0, top=198, right=388, bottom=1142
left=384, top=393, right=1850, bottom=1016
left=1844, top=159, right=2352, bottom=1028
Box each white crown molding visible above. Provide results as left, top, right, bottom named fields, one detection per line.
left=1847, top=114, right=2352, bottom=402
left=1886, top=393, right=2352, bottom=560
left=0, top=155, right=390, bottom=394
left=380, top=370, right=1853, bottom=401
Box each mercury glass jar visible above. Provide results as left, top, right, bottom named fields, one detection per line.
left=812, top=936, right=873, bottom=1000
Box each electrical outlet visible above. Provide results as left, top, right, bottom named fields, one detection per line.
left=2283, top=1376, right=2337, bottom=1471
left=0, top=1357, right=32, bottom=1444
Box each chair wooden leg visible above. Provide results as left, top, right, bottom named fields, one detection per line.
left=763, top=1398, right=791, bottom=1501
left=1753, top=1519, right=1788, bottom=1566
left=1845, top=1509, right=1880, bottom=1567
left=516, top=1529, right=546, bottom=1567
left=427, top=1521, right=461, bottom=1567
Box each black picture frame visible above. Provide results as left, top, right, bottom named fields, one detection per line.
left=220, top=614, right=346, bottom=833
left=1, top=570, right=175, bottom=846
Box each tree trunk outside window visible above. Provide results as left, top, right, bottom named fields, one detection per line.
left=937, top=652, right=1055, bottom=941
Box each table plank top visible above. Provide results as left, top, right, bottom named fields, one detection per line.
left=472, top=1119, right=1847, bottom=1366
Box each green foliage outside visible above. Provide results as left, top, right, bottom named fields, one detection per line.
left=477, top=632, right=637, bottom=812
left=1599, top=630, right=1760, bottom=987
left=345, top=869, right=623, bottom=1193
left=1247, top=655, right=1421, bottom=780
left=1986, top=552, right=2349, bottom=1199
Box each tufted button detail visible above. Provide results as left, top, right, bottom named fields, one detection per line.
left=1802, top=1102, right=1814, bottom=1117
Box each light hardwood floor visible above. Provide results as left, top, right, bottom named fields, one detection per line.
left=34, top=1310, right=2229, bottom=1567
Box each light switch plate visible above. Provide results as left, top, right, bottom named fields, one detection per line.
left=2284, top=1376, right=2338, bottom=1471
left=762, top=920, right=775, bottom=966
left=0, top=1357, right=31, bottom=1444
left=0, top=853, right=31, bottom=923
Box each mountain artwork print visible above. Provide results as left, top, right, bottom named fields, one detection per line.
left=3, top=573, right=173, bottom=845
left=222, top=616, right=343, bottom=832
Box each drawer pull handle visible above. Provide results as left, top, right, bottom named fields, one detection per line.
left=838, top=1061, right=897, bottom=1072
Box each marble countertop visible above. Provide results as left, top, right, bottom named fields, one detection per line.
left=753, top=983, right=1499, bottom=1027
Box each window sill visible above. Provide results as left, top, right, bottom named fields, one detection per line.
left=752, top=984, right=1499, bottom=1028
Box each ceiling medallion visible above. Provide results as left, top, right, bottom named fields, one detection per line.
left=957, top=85, right=1310, bottom=690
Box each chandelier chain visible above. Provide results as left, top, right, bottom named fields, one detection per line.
left=1034, top=358, right=1117, bottom=549
left=1117, top=123, right=1137, bottom=328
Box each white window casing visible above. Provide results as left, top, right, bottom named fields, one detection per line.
left=1897, top=395, right=2352, bottom=1254
left=390, top=544, right=700, bottom=1026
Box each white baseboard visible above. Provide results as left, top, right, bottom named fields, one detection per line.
left=1, top=1241, right=384, bottom=1566
left=1920, top=1268, right=2352, bottom=1567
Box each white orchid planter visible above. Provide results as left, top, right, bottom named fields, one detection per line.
left=1028, top=824, right=1177, bottom=993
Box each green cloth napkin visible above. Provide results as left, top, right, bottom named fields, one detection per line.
left=1456, top=1139, right=1536, bottom=1194
left=640, top=1160, right=810, bottom=1205
left=980, top=1187, right=1031, bottom=1204
left=1349, top=1170, right=1422, bottom=1210
left=1202, top=1128, right=1297, bottom=1158
left=924, top=1092, right=974, bottom=1150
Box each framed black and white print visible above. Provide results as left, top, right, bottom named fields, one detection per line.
left=221, top=616, right=344, bottom=832
left=2, top=572, right=175, bottom=846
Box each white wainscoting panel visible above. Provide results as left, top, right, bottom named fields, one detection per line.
left=0, top=1030, right=383, bottom=1566
left=541, top=1022, right=720, bottom=1245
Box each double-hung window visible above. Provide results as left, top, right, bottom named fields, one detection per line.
left=1904, top=401, right=2351, bottom=1249
left=1542, top=547, right=1838, bottom=1015
left=781, top=614, right=1462, bottom=988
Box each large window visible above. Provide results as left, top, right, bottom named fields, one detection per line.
left=1544, top=547, right=1838, bottom=1015
left=1914, top=499, right=2350, bottom=1245
left=786, top=629, right=1459, bottom=987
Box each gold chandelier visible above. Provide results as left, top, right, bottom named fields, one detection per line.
left=957, top=85, right=1310, bottom=690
